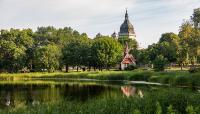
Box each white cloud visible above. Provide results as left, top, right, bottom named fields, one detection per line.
left=0, top=0, right=200, bottom=48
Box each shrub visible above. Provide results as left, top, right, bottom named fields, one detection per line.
left=189, top=67, right=200, bottom=73
left=124, top=64, right=137, bottom=71
left=172, top=76, right=192, bottom=86
left=153, top=55, right=167, bottom=71
left=167, top=105, right=176, bottom=114
left=128, top=71, right=152, bottom=81
left=106, top=74, right=127, bottom=81
left=159, top=76, right=173, bottom=84
left=186, top=106, right=197, bottom=114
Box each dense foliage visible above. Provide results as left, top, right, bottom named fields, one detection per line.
left=0, top=27, right=124, bottom=72
left=0, top=8, right=200, bottom=72
left=133, top=8, right=200, bottom=71
left=91, top=37, right=122, bottom=70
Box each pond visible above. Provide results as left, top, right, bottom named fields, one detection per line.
left=0, top=80, right=199, bottom=113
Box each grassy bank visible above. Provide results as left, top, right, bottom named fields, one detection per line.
left=0, top=88, right=199, bottom=114
left=0, top=70, right=200, bottom=87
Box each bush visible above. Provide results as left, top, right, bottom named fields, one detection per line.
left=125, top=64, right=137, bottom=71
left=189, top=67, right=200, bottom=73
left=172, top=76, right=192, bottom=86
left=159, top=76, right=173, bottom=84
left=128, top=71, right=152, bottom=81
left=153, top=55, right=167, bottom=71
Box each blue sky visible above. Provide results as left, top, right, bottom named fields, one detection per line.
left=0, top=0, right=200, bottom=48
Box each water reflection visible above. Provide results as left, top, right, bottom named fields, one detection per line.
left=121, top=86, right=143, bottom=98
left=0, top=83, right=120, bottom=109
left=0, top=81, right=197, bottom=110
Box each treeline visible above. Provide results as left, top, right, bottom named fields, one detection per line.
left=1, top=8, right=200, bottom=73
left=134, top=8, right=200, bottom=71
left=0, top=27, right=126, bottom=73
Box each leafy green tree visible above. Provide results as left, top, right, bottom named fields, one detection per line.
left=118, top=36, right=138, bottom=50
left=132, top=49, right=149, bottom=66
left=91, top=36, right=123, bottom=70
left=57, top=27, right=74, bottom=46
left=153, top=55, right=167, bottom=71
left=159, top=33, right=179, bottom=63
left=187, top=29, right=200, bottom=66
left=179, top=20, right=200, bottom=66
left=34, top=26, right=59, bottom=46
left=178, top=21, right=193, bottom=68
left=159, top=32, right=180, bottom=44
left=34, top=44, right=61, bottom=72
left=0, top=29, right=33, bottom=72
left=62, top=34, right=91, bottom=72
left=191, top=8, right=200, bottom=28
left=147, top=33, right=179, bottom=68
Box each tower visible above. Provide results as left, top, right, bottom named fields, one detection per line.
left=118, top=9, right=136, bottom=39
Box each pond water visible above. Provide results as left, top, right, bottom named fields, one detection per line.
left=0, top=80, right=198, bottom=109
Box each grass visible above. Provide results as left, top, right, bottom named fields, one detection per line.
left=0, top=70, right=200, bottom=114
left=0, top=70, right=200, bottom=87
left=0, top=88, right=199, bottom=114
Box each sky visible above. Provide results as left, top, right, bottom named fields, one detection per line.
left=0, top=0, right=200, bottom=48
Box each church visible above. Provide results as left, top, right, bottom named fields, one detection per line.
left=112, top=10, right=136, bottom=70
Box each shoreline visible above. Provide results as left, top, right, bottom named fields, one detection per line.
left=0, top=70, right=199, bottom=88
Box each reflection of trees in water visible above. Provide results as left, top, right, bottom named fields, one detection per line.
left=0, top=85, right=15, bottom=109
left=0, top=84, right=120, bottom=109
left=62, top=84, right=109, bottom=102
left=0, top=84, right=50, bottom=109
left=26, top=85, right=34, bottom=105
left=121, top=86, right=143, bottom=98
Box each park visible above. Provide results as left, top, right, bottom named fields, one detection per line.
left=0, top=2, right=200, bottom=114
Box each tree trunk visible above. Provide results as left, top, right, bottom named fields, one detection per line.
left=180, top=63, right=183, bottom=70
left=77, top=66, right=79, bottom=72
left=65, top=64, right=69, bottom=72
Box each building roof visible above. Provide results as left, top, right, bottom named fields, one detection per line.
left=121, top=42, right=136, bottom=64
left=119, top=10, right=135, bottom=35
left=121, top=54, right=136, bottom=64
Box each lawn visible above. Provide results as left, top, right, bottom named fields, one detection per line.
left=0, top=70, right=200, bottom=87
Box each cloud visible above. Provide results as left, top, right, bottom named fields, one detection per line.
left=0, top=0, right=200, bottom=48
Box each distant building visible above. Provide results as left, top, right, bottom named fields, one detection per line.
left=121, top=43, right=136, bottom=70
left=118, top=9, right=137, bottom=70
left=118, top=9, right=136, bottom=39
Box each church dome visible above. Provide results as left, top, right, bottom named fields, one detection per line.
left=119, top=10, right=135, bottom=35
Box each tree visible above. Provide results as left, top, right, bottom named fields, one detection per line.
left=179, top=20, right=200, bottom=67
left=91, top=36, right=123, bottom=70
left=0, top=29, right=33, bottom=72
left=187, top=29, right=200, bottom=66
left=146, top=33, right=180, bottom=70
left=34, top=26, right=59, bottom=46
left=178, top=21, right=193, bottom=68
left=34, top=44, right=61, bottom=72
left=132, top=49, right=149, bottom=66
left=159, top=32, right=179, bottom=63
left=147, top=42, right=177, bottom=64
left=118, top=36, right=138, bottom=50
left=62, top=34, right=91, bottom=72
left=191, top=8, right=200, bottom=28
left=153, top=55, right=167, bottom=71
left=159, top=32, right=180, bottom=44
